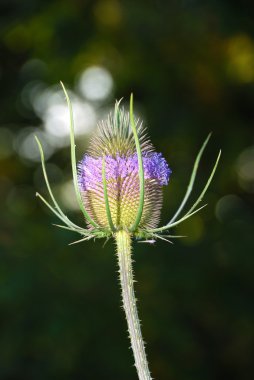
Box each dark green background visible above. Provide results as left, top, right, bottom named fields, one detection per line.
left=0, top=1, right=253, bottom=379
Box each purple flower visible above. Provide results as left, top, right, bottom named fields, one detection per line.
left=78, top=152, right=171, bottom=191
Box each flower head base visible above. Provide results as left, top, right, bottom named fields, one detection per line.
left=35, top=83, right=221, bottom=244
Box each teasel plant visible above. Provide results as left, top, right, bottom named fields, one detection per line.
left=35, top=82, right=221, bottom=380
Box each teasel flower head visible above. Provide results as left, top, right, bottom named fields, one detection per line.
left=77, top=102, right=171, bottom=234
left=35, top=83, right=221, bottom=244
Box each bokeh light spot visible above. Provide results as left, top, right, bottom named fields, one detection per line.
left=226, top=35, right=254, bottom=83
left=78, top=66, right=113, bottom=101
left=215, top=194, right=244, bottom=222
left=22, top=84, right=97, bottom=149
left=236, top=146, right=254, bottom=193
left=4, top=24, right=31, bottom=52
left=44, top=101, right=95, bottom=139
left=20, top=59, right=48, bottom=81
left=0, top=128, right=14, bottom=160
left=59, top=180, right=80, bottom=211
left=13, top=128, right=54, bottom=162
left=94, top=0, right=122, bottom=28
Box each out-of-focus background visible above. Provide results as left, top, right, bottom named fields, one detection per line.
left=0, top=1, right=253, bottom=379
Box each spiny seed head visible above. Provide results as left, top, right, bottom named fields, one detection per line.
left=77, top=101, right=171, bottom=233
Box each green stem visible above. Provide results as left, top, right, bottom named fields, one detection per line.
left=115, top=230, right=152, bottom=380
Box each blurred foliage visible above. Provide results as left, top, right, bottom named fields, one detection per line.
left=0, top=0, right=254, bottom=379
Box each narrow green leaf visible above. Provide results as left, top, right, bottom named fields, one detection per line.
left=186, top=150, right=221, bottom=215
left=152, top=234, right=174, bottom=244
left=34, top=136, right=83, bottom=231
left=36, top=192, right=76, bottom=229
left=102, top=156, right=115, bottom=232
left=52, top=223, right=89, bottom=235
left=147, top=204, right=207, bottom=233
left=60, top=82, right=99, bottom=228
left=155, top=234, right=186, bottom=238
left=129, top=93, right=145, bottom=232
left=167, top=133, right=211, bottom=224
left=69, top=235, right=94, bottom=245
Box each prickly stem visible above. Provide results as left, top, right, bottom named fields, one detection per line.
left=115, top=230, right=152, bottom=380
